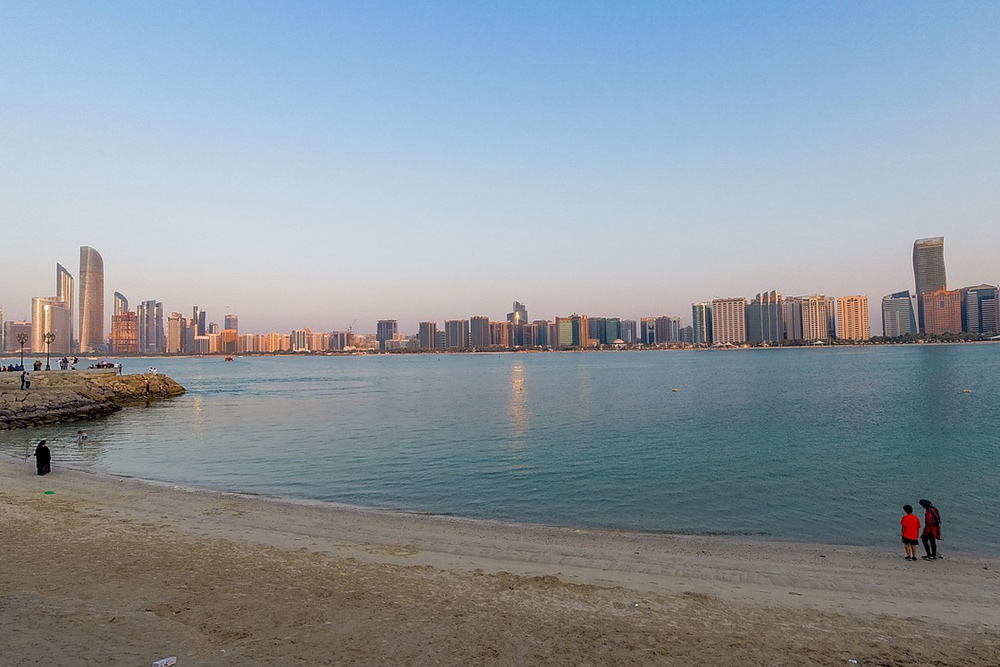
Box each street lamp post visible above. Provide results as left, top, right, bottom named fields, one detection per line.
left=16, top=332, right=28, bottom=369
left=43, top=332, right=56, bottom=371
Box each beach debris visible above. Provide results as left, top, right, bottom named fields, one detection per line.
left=849, top=660, right=859, bottom=665
left=152, top=658, right=177, bottom=667
left=962, top=388, right=972, bottom=393
left=671, top=388, right=679, bottom=392
left=44, top=490, right=54, bottom=495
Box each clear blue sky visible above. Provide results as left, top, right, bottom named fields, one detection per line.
left=2, top=1, right=997, bottom=334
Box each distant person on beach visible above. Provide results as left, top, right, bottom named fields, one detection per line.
left=919, top=499, right=942, bottom=560
left=21, top=370, right=31, bottom=390
left=34, top=440, right=51, bottom=476
left=901, top=505, right=920, bottom=561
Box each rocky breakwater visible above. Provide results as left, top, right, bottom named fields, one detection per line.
left=0, top=370, right=186, bottom=429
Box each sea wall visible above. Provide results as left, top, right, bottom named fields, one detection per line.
left=0, top=370, right=186, bottom=429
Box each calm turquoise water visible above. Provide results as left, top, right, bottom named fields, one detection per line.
left=2, top=346, right=997, bottom=552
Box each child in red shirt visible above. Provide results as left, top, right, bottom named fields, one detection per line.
left=900, top=504, right=920, bottom=561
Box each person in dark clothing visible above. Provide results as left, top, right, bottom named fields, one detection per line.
left=919, top=499, right=942, bottom=559
left=34, top=440, right=51, bottom=476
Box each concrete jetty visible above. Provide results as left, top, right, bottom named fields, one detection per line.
left=0, top=369, right=185, bottom=429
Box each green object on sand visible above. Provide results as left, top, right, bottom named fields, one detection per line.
left=44, top=490, right=54, bottom=495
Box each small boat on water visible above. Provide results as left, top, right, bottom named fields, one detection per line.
left=224, top=356, right=235, bottom=362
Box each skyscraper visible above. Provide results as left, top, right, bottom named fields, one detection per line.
left=691, top=303, right=712, bottom=345
left=224, top=314, right=239, bottom=333
left=961, top=285, right=999, bottom=334
left=376, top=319, right=398, bottom=350
left=469, top=316, right=490, bottom=349
left=166, top=313, right=187, bottom=354
left=881, top=291, right=918, bottom=337
left=836, top=295, right=870, bottom=341
left=32, top=297, right=71, bottom=355
left=113, top=292, right=129, bottom=317
left=3, top=320, right=31, bottom=353
left=746, top=291, right=783, bottom=343
left=639, top=317, right=656, bottom=345
left=418, top=322, right=437, bottom=350
left=78, top=246, right=104, bottom=353
left=137, top=300, right=165, bottom=354
left=710, top=297, right=746, bottom=345
left=192, top=306, right=207, bottom=336
left=913, top=237, right=947, bottom=333
left=922, top=289, right=962, bottom=335
left=444, top=319, right=469, bottom=349
left=56, top=263, right=74, bottom=352
left=507, top=301, right=528, bottom=325
left=800, top=295, right=830, bottom=341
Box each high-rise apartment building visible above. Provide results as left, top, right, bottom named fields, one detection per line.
left=881, top=291, right=918, bottom=338
left=746, top=291, right=783, bottom=343
left=922, top=289, right=962, bottom=335
left=444, top=319, right=470, bottom=349
left=691, top=304, right=712, bottom=345
left=913, top=237, right=947, bottom=333
left=418, top=322, right=437, bottom=350
left=192, top=306, right=207, bottom=336
left=489, top=321, right=510, bottom=348
left=166, top=313, right=186, bottom=354
left=3, top=320, right=31, bottom=353
left=224, top=314, right=239, bottom=333
left=836, top=295, right=870, bottom=341
left=639, top=317, right=656, bottom=345
left=555, top=317, right=574, bottom=347
left=78, top=246, right=104, bottom=353
left=532, top=319, right=551, bottom=347
left=469, top=316, right=490, bottom=349
left=620, top=319, right=637, bottom=345
left=961, top=285, right=999, bottom=334
left=605, top=317, right=622, bottom=343
left=652, top=316, right=680, bottom=344
left=800, top=295, right=830, bottom=341
left=137, top=300, right=165, bottom=354
left=781, top=297, right=803, bottom=341
left=710, top=297, right=746, bottom=345
left=376, top=319, right=398, bottom=350
left=110, top=311, right=138, bottom=354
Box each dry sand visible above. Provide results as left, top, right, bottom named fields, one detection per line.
left=2, top=455, right=999, bottom=666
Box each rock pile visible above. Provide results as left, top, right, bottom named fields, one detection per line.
left=0, top=370, right=186, bottom=430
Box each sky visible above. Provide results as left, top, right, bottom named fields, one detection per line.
left=2, top=1, right=998, bottom=335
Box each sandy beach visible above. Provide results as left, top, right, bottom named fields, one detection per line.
left=2, top=455, right=998, bottom=666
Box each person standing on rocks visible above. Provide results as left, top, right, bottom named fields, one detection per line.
left=21, top=369, right=31, bottom=390
left=34, top=440, right=51, bottom=475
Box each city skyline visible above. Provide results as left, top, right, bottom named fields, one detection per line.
left=2, top=3, right=998, bottom=333
left=2, top=234, right=998, bottom=344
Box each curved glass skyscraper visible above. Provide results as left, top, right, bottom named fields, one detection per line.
left=78, top=246, right=105, bottom=353
left=912, top=237, right=947, bottom=333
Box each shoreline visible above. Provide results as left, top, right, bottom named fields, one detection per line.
left=2, top=454, right=999, bottom=665
left=2, top=451, right=992, bottom=557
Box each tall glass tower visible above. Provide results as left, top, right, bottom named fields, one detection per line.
left=78, top=246, right=105, bottom=353
left=913, top=237, right=947, bottom=333
left=56, top=263, right=74, bottom=352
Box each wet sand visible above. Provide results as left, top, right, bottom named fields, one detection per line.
left=2, top=455, right=998, bottom=666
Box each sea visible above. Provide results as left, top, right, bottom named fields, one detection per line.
left=1, top=345, right=997, bottom=552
